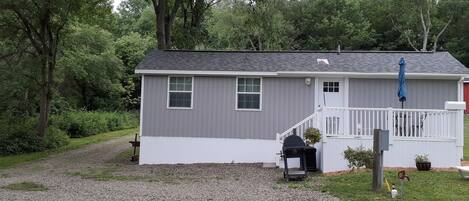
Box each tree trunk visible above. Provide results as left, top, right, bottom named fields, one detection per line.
left=432, top=18, right=452, bottom=52
left=37, top=54, right=53, bottom=137
left=164, top=19, right=172, bottom=48
left=191, top=0, right=205, bottom=29
left=37, top=84, right=51, bottom=137
left=155, top=0, right=166, bottom=49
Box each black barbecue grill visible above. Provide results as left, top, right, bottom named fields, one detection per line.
left=282, top=134, right=308, bottom=181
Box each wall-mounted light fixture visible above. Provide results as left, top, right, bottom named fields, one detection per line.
left=305, top=78, right=312, bottom=86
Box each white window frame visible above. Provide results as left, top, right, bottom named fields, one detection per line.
left=167, top=76, right=194, bottom=109
left=235, top=77, right=262, bottom=111
left=323, top=81, right=340, bottom=93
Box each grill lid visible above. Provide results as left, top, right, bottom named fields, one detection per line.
left=283, top=135, right=305, bottom=148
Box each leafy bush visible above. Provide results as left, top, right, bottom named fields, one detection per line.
left=343, top=146, right=374, bottom=169
left=304, top=128, right=321, bottom=145
left=43, top=127, right=70, bottom=149
left=50, top=111, right=138, bottom=138
left=415, top=154, right=430, bottom=163
left=0, top=111, right=137, bottom=155
left=0, top=118, right=44, bottom=155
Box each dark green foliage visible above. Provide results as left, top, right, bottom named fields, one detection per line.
left=43, top=127, right=70, bottom=149
left=0, top=118, right=44, bottom=155
left=343, top=146, right=374, bottom=169
left=0, top=111, right=137, bottom=155
left=50, top=111, right=138, bottom=138
left=58, top=23, right=125, bottom=111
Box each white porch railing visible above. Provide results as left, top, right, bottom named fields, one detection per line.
left=276, top=106, right=459, bottom=144
left=321, top=107, right=458, bottom=140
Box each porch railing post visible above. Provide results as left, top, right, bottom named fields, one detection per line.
left=456, top=110, right=464, bottom=160
left=387, top=107, right=394, bottom=145
left=320, top=107, right=327, bottom=143
left=344, top=108, right=350, bottom=136
left=275, top=132, right=282, bottom=167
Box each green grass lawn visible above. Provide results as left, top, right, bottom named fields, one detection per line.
left=285, top=170, right=469, bottom=201
left=0, top=128, right=138, bottom=170
left=280, top=116, right=469, bottom=200
left=2, top=181, right=48, bottom=191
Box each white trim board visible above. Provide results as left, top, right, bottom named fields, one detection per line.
left=458, top=77, right=464, bottom=101
left=135, top=69, right=467, bottom=79
left=139, top=136, right=278, bottom=164
left=139, top=75, right=145, bottom=137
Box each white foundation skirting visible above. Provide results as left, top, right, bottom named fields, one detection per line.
left=139, top=136, right=278, bottom=165
left=322, top=137, right=459, bottom=173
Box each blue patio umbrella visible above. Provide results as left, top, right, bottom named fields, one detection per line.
left=397, top=58, right=407, bottom=108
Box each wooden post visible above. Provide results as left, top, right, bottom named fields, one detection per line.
left=372, top=129, right=384, bottom=191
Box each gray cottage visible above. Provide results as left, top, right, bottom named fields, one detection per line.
left=136, top=50, right=468, bottom=172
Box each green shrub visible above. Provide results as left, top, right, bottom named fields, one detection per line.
left=304, top=128, right=321, bottom=145
left=0, top=111, right=138, bottom=155
left=0, top=118, right=44, bottom=155
left=50, top=111, right=138, bottom=138
left=415, top=154, right=430, bottom=163
left=43, top=127, right=70, bottom=149
left=67, top=112, right=108, bottom=137
left=343, top=146, right=374, bottom=169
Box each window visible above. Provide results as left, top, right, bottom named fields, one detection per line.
left=323, top=82, right=339, bottom=92
left=236, top=77, right=261, bottom=110
left=167, top=76, right=193, bottom=109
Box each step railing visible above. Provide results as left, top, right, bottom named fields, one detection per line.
left=275, top=113, right=318, bottom=144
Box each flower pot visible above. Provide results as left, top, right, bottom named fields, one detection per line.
left=416, top=162, right=431, bottom=171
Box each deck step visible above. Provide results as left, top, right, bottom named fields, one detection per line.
left=262, top=163, right=276, bottom=168
left=288, top=170, right=306, bottom=175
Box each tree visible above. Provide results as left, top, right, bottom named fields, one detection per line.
left=388, top=0, right=455, bottom=52
left=0, top=0, right=107, bottom=137
left=58, top=24, right=124, bottom=110
left=116, top=0, right=152, bottom=36
left=207, top=0, right=294, bottom=50
left=440, top=0, right=469, bottom=66
left=285, top=0, right=376, bottom=50
left=114, top=32, right=155, bottom=109
left=149, top=0, right=217, bottom=49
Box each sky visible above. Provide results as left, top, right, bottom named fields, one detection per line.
left=112, top=0, right=124, bottom=12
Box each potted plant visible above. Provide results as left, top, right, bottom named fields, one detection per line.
left=303, top=128, right=321, bottom=171
left=415, top=154, right=431, bottom=171
left=304, top=128, right=321, bottom=147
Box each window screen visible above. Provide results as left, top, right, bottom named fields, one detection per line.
left=237, top=78, right=261, bottom=110
left=168, top=77, right=192, bottom=108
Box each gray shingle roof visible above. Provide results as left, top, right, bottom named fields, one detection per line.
left=136, top=50, right=469, bottom=74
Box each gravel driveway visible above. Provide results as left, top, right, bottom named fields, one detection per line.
left=0, top=134, right=338, bottom=201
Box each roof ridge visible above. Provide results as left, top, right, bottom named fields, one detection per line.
left=162, top=49, right=442, bottom=54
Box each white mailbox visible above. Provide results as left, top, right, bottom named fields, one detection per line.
left=444, top=101, right=466, bottom=110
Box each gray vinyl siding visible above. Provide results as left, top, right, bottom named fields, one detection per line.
left=349, top=78, right=458, bottom=109
left=141, top=76, right=315, bottom=139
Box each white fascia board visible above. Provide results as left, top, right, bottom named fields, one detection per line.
left=135, top=69, right=467, bottom=79
left=277, top=71, right=467, bottom=79
left=135, top=69, right=277, bottom=76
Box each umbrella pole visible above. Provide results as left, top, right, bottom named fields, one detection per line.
left=401, top=102, right=404, bottom=109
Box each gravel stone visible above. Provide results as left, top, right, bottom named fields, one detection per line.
left=0, top=135, right=338, bottom=201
